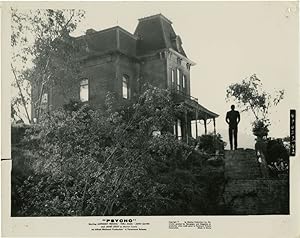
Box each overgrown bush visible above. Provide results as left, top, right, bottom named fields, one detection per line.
left=252, top=119, right=269, bottom=139
left=197, top=133, right=226, bottom=154
left=265, top=138, right=289, bottom=176
left=265, top=138, right=289, bottom=164
left=12, top=87, right=226, bottom=216
left=255, top=137, right=289, bottom=177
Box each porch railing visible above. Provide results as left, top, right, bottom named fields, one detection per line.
left=169, top=88, right=198, bottom=105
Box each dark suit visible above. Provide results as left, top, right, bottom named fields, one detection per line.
left=226, top=110, right=240, bottom=150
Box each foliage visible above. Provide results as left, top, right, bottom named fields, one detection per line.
left=265, top=138, right=289, bottom=176
left=11, top=8, right=85, bottom=122
left=197, top=133, right=226, bottom=154
left=252, top=119, right=270, bottom=139
left=265, top=138, right=289, bottom=164
left=255, top=137, right=289, bottom=177
left=282, top=136, right=291, bottom=152
left=12, top=87, right=226, bottom=216
left=226, top=74, right=284, bottom=137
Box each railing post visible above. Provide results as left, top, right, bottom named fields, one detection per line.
left=185, top=109, right=188, bottom=144
left=204, top=118, right=207, bottom=135
left=195, top=108, right=198, bottom=138
left=213, top=117, right=216, bottom=135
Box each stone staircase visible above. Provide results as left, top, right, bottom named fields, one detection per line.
left=222, top=149, right=289, bottom=215
left=224, top=149, right=262, bottom=180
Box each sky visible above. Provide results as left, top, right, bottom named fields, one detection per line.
left=70, top=1, right=299, bottom=148
left=9, top=2, right=299, bottom=149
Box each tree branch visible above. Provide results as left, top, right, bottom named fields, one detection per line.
left=11, top=63, right=31, bottom=123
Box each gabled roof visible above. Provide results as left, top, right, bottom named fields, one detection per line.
left=134, top=14, right=187, bottom=57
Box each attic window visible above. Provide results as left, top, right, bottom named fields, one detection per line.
left=186, top=63, right=191, bottom=70
left=177, top=58, right=182, bottom=65
left=175, top=35, right=182, bottom=52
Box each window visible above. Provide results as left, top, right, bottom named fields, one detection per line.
left=171, top=69, right=175, bottom=88
left=177, top=119, right=182, bottom=140
left=183, top=75, right=187, bottom=92
left=41, top=93, right=48, bottom=104
left=176, top=69, right=180, bottom=91
left=152, top=130, right=161, bottom=137
left=177, top=57, right=182, bottom=65
left=80, top=79, right=89, bottom=102
left=122, top=75, right=129, bottom=99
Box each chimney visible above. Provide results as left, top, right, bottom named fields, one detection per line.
left=86, top=28, right=97, bottom=35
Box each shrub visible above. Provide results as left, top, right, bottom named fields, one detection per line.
left=12, top=87, right=226, bottom=216
left=252, top=119, right=269, bottom=139
left=197, top=133, right=226, bottom=154
left=265, top=138, right=289, bottom=164
left=256, top=138, right=289, bottom=177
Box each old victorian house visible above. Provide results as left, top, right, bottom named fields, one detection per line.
left=32, top=14, right=218, bottom=142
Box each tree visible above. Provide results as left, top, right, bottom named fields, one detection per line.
left=226, top=74, right=284, bottom=138
left=12, top=87, right=225, bottom=216
left=11, top=8, right=85, bottom=123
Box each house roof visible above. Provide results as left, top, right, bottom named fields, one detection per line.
left=197, top=103, right=219, bottom=119
left=76, top=14, right=189, bottom=60
left=134, top=14, right=187, bottom=57
left=76, top=26, right=137, bottom=58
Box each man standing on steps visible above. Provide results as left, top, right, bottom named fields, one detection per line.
left=226, top=105, right=240, bottom=150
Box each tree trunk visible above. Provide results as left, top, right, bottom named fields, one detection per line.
left=11, top=64, right=31, bottom=123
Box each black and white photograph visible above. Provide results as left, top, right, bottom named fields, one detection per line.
left=1, top=1, right=299, bottom=237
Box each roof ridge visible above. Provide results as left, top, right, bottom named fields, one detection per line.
left=138, top=13, right=172, bottom=25
left=76, top=26, right=137, bottom=40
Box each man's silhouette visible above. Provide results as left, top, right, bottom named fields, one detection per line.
left=226, top=105, right=240, bottom=150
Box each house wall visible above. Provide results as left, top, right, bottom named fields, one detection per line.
left=31, top=76, right=80, bottom=119
left=81, top=54, right=117, bottom=109
left=166, top=51, right=191, bottom=95
left=42, top=53, right=139, bottom=115
left=115, top=54, right=140, bottom=99
left=119, top=30, right=137, bottom=57
left=31, top=54, right=118, bottom=119
left=140, top=54, right=167, bottom=89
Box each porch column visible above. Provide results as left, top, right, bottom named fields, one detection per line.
left=195, top=109, right=198, bottom=138
left=204, top=119, right=207, bottom=135
left=213, top=118, right=216, bottom=135
left=185, top=109, right=188, bottom=143
left=174, top=120, right=177, bottom=138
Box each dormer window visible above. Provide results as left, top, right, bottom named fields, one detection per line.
left=175, top=35, right=182, bottom=52
left=122, top=75, right=130, bottom=99
left=186, top=63, right=191, bottom=70
left=171, top=34, right=183, bottom=54
left=177, top=57, right=182, bottom=65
